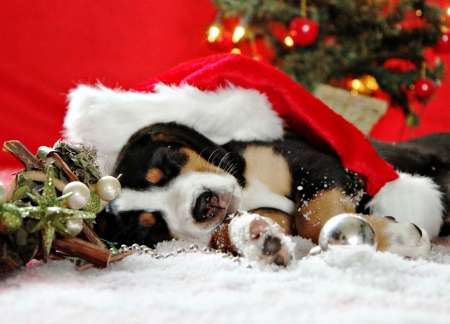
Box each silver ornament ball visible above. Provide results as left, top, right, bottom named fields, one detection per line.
left=63, top=181, right=91, bottom=210
left=318, top=214, right=377, bottom=267
left=96, top=176, right=121, bottom=202
left=0, top=181, right=7, bottom=205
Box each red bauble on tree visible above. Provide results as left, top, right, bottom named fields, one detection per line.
left=414, top=78, right=435, bottom=99
left=268, top=21, right=288, bottom=43
left=434, top=32, right=450, bottom=53
left=288, top=17, right=319, bottom=46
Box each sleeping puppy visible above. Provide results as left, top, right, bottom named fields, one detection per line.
left=95, top=122, right=450, bottom=265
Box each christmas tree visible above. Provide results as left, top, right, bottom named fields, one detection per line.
left=208, top=0, right=448, bottom=127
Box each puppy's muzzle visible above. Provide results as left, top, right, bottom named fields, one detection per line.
left=193, top=190, right=228, bottom=222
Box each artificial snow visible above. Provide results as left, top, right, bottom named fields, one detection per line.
left=0, top=172, right=449, bottom=323
left=1, top=237, right=450, bottom=323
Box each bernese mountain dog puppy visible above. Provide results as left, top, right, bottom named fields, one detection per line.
left=95, top=122, right=450, bottom=266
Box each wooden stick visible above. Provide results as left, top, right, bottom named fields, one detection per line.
left=74, top=250, right=136, bottom=270
left=48, top=152, right=80, bottom=182
left=52, top=236, right=112, bottom=267
left=22, top=170, right=67, bottom=191
left=82, top=221, right=107, bottom=249
left=3, top=140, right=44, bottom=170
left=110, top=250, right=136, bottom=262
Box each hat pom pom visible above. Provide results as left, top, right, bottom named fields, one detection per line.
left=367, top=172, right=443, bottom=239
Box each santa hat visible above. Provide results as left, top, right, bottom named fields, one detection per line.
left=64, top=54, right=443, bottom=238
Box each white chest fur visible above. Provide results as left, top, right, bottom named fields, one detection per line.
left=241, top=177, right=295, bottom=214
left=240, top=145, right=295, bottom=214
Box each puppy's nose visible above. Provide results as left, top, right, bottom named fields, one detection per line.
left=192, top=190, right=223, bottom=222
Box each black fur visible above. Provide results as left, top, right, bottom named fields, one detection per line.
left=116, top=123, right=246, bottom=187
left=226, top=134, right=362, bottom=208
left=370, top=134, right=450, bottom=235
left=95, top=123, right=450, bottom=246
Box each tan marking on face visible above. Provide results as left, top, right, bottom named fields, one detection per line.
left=139, top=212, right=157, bottom=227
left=242, top=145, right=291, bottom=197
left=146, top=167, right=164, bottom=183
left=179, top=147, right=226, bottom=174
left=295, top=188, right=359, bottom=243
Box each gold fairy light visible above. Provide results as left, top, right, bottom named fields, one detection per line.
left=365, top=75, right=379, bottom=91
left=208, top=25, right=220, bottom=42
left=284, top=36, right=294, bottom=47
left=232, top=26, right=246, bottom=43
left=232, top=13, right=252, bottom=43
left=351, top=79, right=362, bottom=96
left=351, top=75, right=379, bottom=95
left=207, top=11, right=223, bottom=43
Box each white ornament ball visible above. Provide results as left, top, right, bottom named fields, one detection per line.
left=98, top=199, right=106, bottom=212
left=66, top=219, right=84, bottom=237
left=318, top=214, right=377, bottom=267
left=63, top=181, right=91, bottom=210
left=0, top=181, right=7, bottom=205
left=96, top=176, right=121, bottom=202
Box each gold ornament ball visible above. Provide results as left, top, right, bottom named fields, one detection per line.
left=96, top=176, right=121, bottom=202
left=63, top=181, right=91, bottom=210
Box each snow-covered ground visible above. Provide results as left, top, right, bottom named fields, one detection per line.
left=2, top=167, right=450, bottom=323
left=1, top=236, right=450, bottom=324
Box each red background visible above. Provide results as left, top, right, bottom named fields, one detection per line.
left=1, top=0, right=450, bottom=171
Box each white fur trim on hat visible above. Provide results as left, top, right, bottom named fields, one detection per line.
left=64, top=83, right=283, bottom=174
left=366, top=172, right=443, bottom=239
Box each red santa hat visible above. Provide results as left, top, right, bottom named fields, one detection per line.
left=64, top=53, right=443, bottom=238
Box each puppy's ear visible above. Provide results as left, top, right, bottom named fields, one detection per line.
left=95, top=209, right=172, bottom=248
left=130, top=122, right=245, bottom=175
left=113, top=124, right=192, bottom=189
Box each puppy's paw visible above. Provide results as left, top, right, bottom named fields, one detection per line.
left=381, top=218, right=432, bottom=259
left=229, top=211, right=294, bottom=266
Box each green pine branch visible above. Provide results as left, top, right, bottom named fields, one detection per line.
left=212, top=0, right=446, bottom=119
